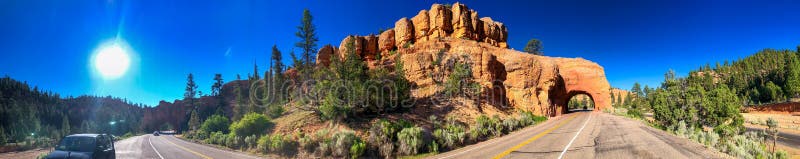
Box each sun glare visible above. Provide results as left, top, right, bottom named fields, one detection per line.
left=94, top=44, right=130, bottom=79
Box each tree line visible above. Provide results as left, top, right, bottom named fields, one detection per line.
left=0, top=76, right=144, bottom=148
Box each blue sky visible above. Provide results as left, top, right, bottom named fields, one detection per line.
left=1, top=0, right=799, bottom=106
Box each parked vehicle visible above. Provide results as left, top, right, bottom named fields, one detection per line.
left=153, top=131, right=160, bottom=136
left=45, top=134, right=116, bottom=159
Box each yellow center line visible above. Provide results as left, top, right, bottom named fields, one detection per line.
left=162, top=136, right=213, bottom=159
left=492, top=114, right=580, bottom=159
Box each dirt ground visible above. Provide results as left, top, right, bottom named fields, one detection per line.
left=0, top=148, right=50, bottom=159
left=743, top=113, right=800, bottom=159
left=742, top=113, right=800, bottom=133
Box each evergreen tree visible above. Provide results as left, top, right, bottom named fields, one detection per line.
left=184, top=73, right=198, bottom=100
left=61, top=115, right=70, bottom=136
left=251, top=63, right=260, bottom=80
left=211, top=74, right=224, bottom=96
left=610, top=91, right=616, bottom=107
left=296, top=9, right=319, bottom=68
left=785, top=52, right=800, bottom=98
left=631, top=82, right=643, bottom=97
left=523, top=38, right=543, bottom=55
left=233, top=75, right=245, bottom=120
left=188, top=109, right=200, bottom=131
left=271, top=45, right=285, bottom=100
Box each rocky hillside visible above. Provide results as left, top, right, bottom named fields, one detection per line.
left=317, top=3, right=611, bottom=116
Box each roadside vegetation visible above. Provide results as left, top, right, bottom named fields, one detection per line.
left=607, top=46, right=800, bottom=159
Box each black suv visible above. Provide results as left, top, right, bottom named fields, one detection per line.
left=45, top=134, right=116, bottom=159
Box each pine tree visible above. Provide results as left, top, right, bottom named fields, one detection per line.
left=271, top=45, right=284, bottom=101
left=188, top=109, right=200, bottom=131
left=631, top=82, right=643, bottom=97
left=61, top=115, right=70, bottom=136
left=211, top=74, right=224, bottom=96
left=785, top=53, right=800, bottom=98
left=296, top=9, right=319, bottom=68
left=524, top=38, right=543, bottom=55
left=233, top=75, right=245, bottom=120
left=610, top=91, right=616, bottom=107
left=184, top=73, right=197, bottom=100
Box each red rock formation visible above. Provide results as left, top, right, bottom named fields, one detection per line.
left=378, top=29, right=395, bottom=53
left=315, top=3, right=611, bottom=116
left=394, top=18, right=414, bottom=48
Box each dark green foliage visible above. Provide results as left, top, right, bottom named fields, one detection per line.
left=314, top=37, right=412, bottom=121
left=785, top=52, right=800, bottom=98
left=432, top=117, right=466, bottom=150
left=211, top=74, right=224, bottom=96
left=444, top=60, right=481, bottom=97
left=397, top=126, right=423, bottom=155
left=185, top=73, right=198, bottom=99
left=0, top=76, right=145, bottom=146
left=200, top=114, right=230, bottom=134
left=296, top=9, right=319, bottom=69
left=229, top=113, right=272, bottom=137
left=524, top=38, right=543, bottom=55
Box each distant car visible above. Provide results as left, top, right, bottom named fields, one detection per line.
left=153, top=131, right=160, bottom=136
left=46, top=134, right=115, bottom=159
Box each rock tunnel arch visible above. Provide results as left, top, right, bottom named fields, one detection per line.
left=566, top=91, right=595, bottom=112
left=546, top=59, right=611, bottom=117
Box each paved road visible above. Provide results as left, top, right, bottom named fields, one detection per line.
left=430, top=111, right=728, bottom=159
left=114, top=134, right=260, bottom=159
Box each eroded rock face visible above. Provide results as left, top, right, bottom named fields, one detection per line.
left=451, top=2, right=474, bottom=40
left=316, top=45, right=337, bottom=67
left=318, top=3, right=610, bottom=116
left=339, top=3, right=508, bottom=58
left=378, top=29, right=396, bottom=53
left=411, top=10, right=430, bottom=42
left=398, top=39, right=610, bottom=116
left=428, top=4, right=452, bottom=39
left=394, top=18, right=414, bottom=48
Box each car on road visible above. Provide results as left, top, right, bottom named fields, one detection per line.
left=153, top=131, right=159, bottom=136
left=45, top=134, right=116, bottom=159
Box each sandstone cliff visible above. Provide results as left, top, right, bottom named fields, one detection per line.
left=316, top=3, right=610, bottom=116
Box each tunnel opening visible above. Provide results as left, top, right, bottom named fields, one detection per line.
left=567, top=93, right=594, bottom=113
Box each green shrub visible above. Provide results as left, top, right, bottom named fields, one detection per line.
left=224, top=133, right=241, bottom=148
left=532, top=115, right=547, bottom=123
left=318, top=139, right=332, bottom=156
left=244, top=135, right=258, bottom=149
left=267, top=104, right=285, bottom=119
left=349, top=139, right=366, bottom=159
left=518, top=111, right=535, bottom=126
left=427, top=141, right=439, bottom=154
left=474, top=115, right=495, bottom=139
left=368, top=119, right=398, bottom=158
left=331, top=131, right=358, bottom=158
left=433, top=122, right=466, bottom=150
left=503, top=117, right=519, bottom=133
left=491, top=115, right=504, bottom=136
left=299, top=134, right=316, bottom=152
left=397, top=127, right=424, bottom=155
left=200, top=114, right=230, bottom=134
left=194, top=130, right=209, bottom=140
left=208, top=131, right=225, bottom=145
left=626, top=108, right=644, bottom=119
left=257, top=135, right=271, bottom=153
left=229, top=113, right=272, bottom=137
left=379, top=139, right=395, bottom=158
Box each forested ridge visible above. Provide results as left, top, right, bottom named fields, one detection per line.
left=0, top=76, right=144, bottom=147
left=614, top=46, right=800, bottom=159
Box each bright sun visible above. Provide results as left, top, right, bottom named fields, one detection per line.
left=94, top=44, right=130, bottom=79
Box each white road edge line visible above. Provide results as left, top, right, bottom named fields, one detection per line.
left=149, top=135, right=166, bottom=159
left=558, top=113, right=593, bottom=159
